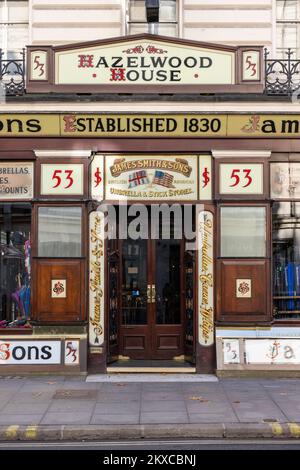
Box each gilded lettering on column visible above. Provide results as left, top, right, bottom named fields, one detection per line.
left=89, top=211, right=105, bottom=346
left=198, top=211, right=214, bottom=346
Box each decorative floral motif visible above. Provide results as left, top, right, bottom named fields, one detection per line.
left=236, top=279, right=251, bottom=298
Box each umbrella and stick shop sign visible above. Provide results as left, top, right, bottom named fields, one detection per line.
left=198, top=211, right=214, bottom=346
left=0, top=162, right=33, bottom=200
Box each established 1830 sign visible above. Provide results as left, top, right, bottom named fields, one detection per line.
left=26, top=34, right=263, bottom=94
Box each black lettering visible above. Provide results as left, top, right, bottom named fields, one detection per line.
left=127, top=57, right=138, bottom=67
left=76, top=118, right=86, bottom=131
left=131, top=118, right=143, bottom=132
left=184, top=57, right=197, bottom=68
left=170, top=70, right=181, bottom=82
left=7, top=119, right=23, bottom=133
left=12, top=346, right=26, bottom=360
left=156, top=70, right=168, bottom=82
left=111, top=57, right=123, bottom=67
left=261, top=119, right=276, bottom=133
left=106, top=118, right=116, bottom=132
left=26, top=119, right=41, bottom=133
left=281, top=119, right=300, bottom=134
left=169, top=56, right=181, bottom=68
left=211, top=118, right=221, bottom=132
left=141, top=70, right=154, bottom=81
left=200, top=57, right=213, bottom=68
left=94, top=119, right=106, bottom=132
left=41, top=345, right=52, bottom=360
left=28, top=346, right=39, bottom=360
left=166, top=118, right=177, bottom=132
left=126, top=70, right=139, bottom=82
left=149, top=56, right=168, bottom=68
left=95, top=57, right=109, bottom=68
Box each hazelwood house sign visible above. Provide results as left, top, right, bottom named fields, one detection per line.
left=26, top=34, right=263, bottom=93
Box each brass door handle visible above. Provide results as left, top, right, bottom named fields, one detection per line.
left=151, top=284, right=156, bottom=303
left=147, top=285, right=152, bottom=304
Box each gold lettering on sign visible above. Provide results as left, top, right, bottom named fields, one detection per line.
left=89, top=213, right=104, bottom=345
left=110, top=158, right=192, bottom=177
left=198, top=212, right=214, bottom=346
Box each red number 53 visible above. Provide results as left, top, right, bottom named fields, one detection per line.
left=230, top=169, right=252, bottom=188
left=52, top=170, right=74, bottom=189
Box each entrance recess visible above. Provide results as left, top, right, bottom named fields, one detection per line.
left=108, top=206, right=196, bottom=362
left=120, top=237, right=182, bottom=359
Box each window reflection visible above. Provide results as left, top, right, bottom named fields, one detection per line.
left=273, top=202, right=300, bottom=319
left=0, top=203, right=31, bottom=327
left=38, top=206, right=82, bottom=258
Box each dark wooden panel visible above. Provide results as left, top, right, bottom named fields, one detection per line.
left=33, top=259, right=85, bottom=322
left=216, top=259, right=271, bottom=323
left=156, top=334, right=181, bottom=350
left=123, top=335, right=146, bottom=350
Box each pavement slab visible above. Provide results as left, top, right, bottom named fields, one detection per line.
left=0, top=375, right=299, bottom=437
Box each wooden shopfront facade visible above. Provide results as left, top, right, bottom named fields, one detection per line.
left=2, top=35, right=300, bottom=375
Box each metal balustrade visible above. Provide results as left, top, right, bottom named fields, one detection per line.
left=1, top=47, right=300, bottom=97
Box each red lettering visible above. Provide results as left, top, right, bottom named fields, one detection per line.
left=110, top=68, right=126, bottom=81
left=0, top=343, right=10, bottom=361
left=63, top=115, right=77, bottom=133
left=78, top=54, right=94, bottom=68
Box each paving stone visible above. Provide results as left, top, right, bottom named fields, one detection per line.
left=96, top=392, right=140, bottom=402
left=142, top=391, right=183, bottom=401
left=188, top=413, right=238, bottom=423
left=47, top=399, right=95, bottom=412
left=0, top=414, right=43, bottom=425
left=40, top=412, right=92, bottom=425
left=0, top=403, right=50, bottom=414
left=9, top=391, right=54, bottom=404
left=91, top=414, right=140, bottom=425
left=140, top=412, right=188, bottom=424
left=141, top=400, right=186, bottom=412
left=53, top=389, right=98, bottom=400
left=94, top=402, right=140, bottom=414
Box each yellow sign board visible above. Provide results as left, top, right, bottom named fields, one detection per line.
left=1, top=113, right=300, bottom=138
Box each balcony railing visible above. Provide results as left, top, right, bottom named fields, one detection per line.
left=1, top=47, right=300, bottom=97
left=0, top=49, right=25, bottom=96
left=264, top=48, right=300, bottom=96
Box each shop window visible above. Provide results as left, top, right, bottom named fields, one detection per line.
left=0, top=203, right=31, bottom=327
left=127, top=0, right=178, bottom=36
left=273, top=201, right=300, bottom=320
left=38, top=206, right=82, bottom=258
left=220, top=206, right=266, bottom=258
left=276, top=0, right=300, bottom=58
left=0, top=1, right=29, bottom=60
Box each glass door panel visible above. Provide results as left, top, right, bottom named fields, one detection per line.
left=121, top=239, right=148, bottom=325
left=155, top=239, right=181, bottom=325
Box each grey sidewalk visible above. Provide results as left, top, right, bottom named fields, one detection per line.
left=0, top=375, right=300, bottom=440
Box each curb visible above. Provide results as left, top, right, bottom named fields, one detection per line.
left=0, top=422, right=300, bottom=441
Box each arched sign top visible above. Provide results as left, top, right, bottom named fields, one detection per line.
left=26, top=34, right=263, bottom=94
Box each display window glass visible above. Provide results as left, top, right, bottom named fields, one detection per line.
left=220, top=206, right=266, bottom=258
left=38, top=206, right=82, bottom=258
left=273, top=201, right=300, bottom=320
left=0, top=203, right=31, bottom=328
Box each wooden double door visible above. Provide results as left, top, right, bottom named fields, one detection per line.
left=118, top=237, right=184, bottom=360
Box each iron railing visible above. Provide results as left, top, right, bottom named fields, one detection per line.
left=0, top=49, right=26, bottom=96
left=1, top=47, right=300, bottom=97
left=264, top=48, right=300, bottom=96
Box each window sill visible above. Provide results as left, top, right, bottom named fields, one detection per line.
left=0, top=328, right=33, bottom=335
